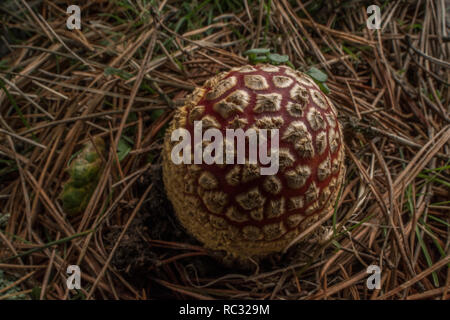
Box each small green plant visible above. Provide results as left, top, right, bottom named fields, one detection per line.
left=243, top=49, right=330, bottom=94
left=306, top=66, right=330, bottom=94
left=59, top=137, right=106, bottom=215
left=243, top=48, right=294, bottom=68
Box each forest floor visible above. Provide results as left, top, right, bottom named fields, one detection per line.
left=0, top=0, right=449, bottom=300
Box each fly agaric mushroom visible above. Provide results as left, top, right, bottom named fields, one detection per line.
left=162, top=64, right=345, bottom=257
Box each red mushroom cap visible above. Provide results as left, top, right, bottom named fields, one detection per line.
left=163, top=64, right=345, bottom=257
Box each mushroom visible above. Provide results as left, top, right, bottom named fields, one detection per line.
left=162, top=64, right=345, bottom=257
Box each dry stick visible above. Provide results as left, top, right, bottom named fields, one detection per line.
left=0, top=128, right=47, bottom=150
left=378, top=255, right=450, bottom=299
left=182, top=22, right=230, bottom=38
left=0, top=270, right=36, bottom=296
left=443, top=266, right=450, bottom=300
left=299, top=16, right=375, bottom=46
left=284, top=0, right=333, bottom=74
left=391, top=125, right=450, bottom=191
left=0, top=71, right=166, bottom=104
left=410, top=147, right=436, bottom=265
left=254, top=0, right=264, bottom=48
left=29, top=138, right=59, bottom=226
left=345, top=80, right=361, bottom=120
left=125, top=42, right=200, bottom=84
left=406, top=287, right=448, bottom=300
left=197, top=50, right=232, bottom=69
left=0, top=145, right=32, bottom=167
left=134, top=18, right=244, bottom=84
left=319, top=225, right=371, bottom=280
left=0, top=42, right=62, bottom=106
left=157, top=39, right=183, bottom=73
left=113, top=34, right=157, bottom=150
left=148, top=79, right=174, bottom=109
left=151, top=278, right=214, bottom=300
left=243, top=0, right=253, bottom=21
left=405, top=34, right=450, bottom=68
left=31, top=80, right=68, bottom=100
left=0, top=231, right=24, bottom=266
left=0, top=75, right=54, bottom=120
left=39, top=233, right=59, bottom=300
left=156, top=252, right=208, bottom=268
left=274, top=1, right=307, bottom=63
left=38, top=14, right=93, bottom=70
left=339, top=264, right=360, bottom=299
left=65, top=171, right=145, bottom=299
left=6, top=136, right=32, bottom=237
left=270, top=271, right=288, bottom=299
left=108, top=123, right=125, bottom=185
left=380, top=1, right=401, bottom=33
left=361, top=126, right=450, bottom=284
left=370, top=142, right=415, bottom=276
left=75, top=153, right=113, bottom=234
left=310, top=270, right=368, bottom=300
left=111, top=164, right=152, bottom=188
left=85, top=183, right=153, bottom=299
left=0, top=289, right=33, bottom=300
left=376, top=32, right=397, bottom=115
left=345, top=147, right=417, bottom=280
left=116, top=28, right=156, bottom=69
left=362, top=125, right=449, bottom=160
left=407, top=47, right=450, bottom=86
left=8, top=44, right=85, bottom=61
left=0, top=264, right=46, bottom=270
left=24, top=171, right=75, bottom=237
left=17, top=0, right=53, bottom=40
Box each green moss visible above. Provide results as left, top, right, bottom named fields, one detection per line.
left=0, top=270, right=28, bottom=300
left=59, top=137, right=105, bottom=215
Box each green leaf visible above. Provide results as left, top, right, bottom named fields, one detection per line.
left=243, top=48, right=271, bottom=56
left=317, top=82, right=330, bottom=94
left=286, top=61, right=295, bottom=69
left=250, top=55, right=269, bottom=64
left=117, top=138, right=132, bottom=162
left=428, top=215, right=450, bottom=227
left=267, top=53, right=289, bottom=64
left=306, top=67, right=328, bottom=82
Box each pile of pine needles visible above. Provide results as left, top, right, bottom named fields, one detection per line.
left=0, top=0, right=449, bottom=300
